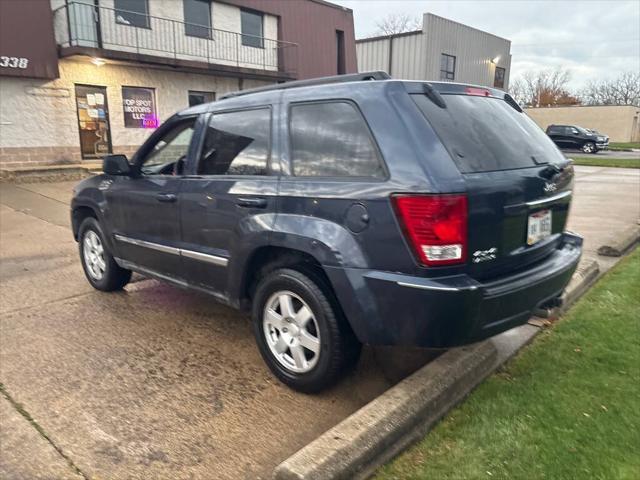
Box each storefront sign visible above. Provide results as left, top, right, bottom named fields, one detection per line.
left=122, top=87, right=158, bottom=128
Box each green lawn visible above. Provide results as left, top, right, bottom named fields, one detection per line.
left=570, top=156, right=640, bottom=169
left=609, top=142, right=640, bottom=151
left=376, top=249, right=640, bottom=480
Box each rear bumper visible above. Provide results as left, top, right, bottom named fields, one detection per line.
left=326, top=232, right=582, bottom=348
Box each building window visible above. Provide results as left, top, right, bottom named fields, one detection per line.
left=122, top=87, right=158, bottom=128
left=336, top=30, right=346, bottom=74
left=198, top=108, right=271, bottom=176
left=289, top=102, right=385, bottom=178
left=494, top=66, right=506, bottom=89
left=241, top=9, right=263, bottom=48
left=184, top=0, right=211, bottom=39
left=440, top=53, right=456, bottom=81
left=188, top=91, right=216, bottom=106
left=114, top=0, right=150, bottom=29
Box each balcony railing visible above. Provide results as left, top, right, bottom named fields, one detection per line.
left=53, top=2, right=298, bottom=76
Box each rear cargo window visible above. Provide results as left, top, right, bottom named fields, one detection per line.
left=412, top=94, right=566, bottom=173
left=289, top=101, right=385, bottom=178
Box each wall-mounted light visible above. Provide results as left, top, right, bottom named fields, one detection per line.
left=491, top=56, right=501, bottom=64
left=91, top=57, right=106, bottom=66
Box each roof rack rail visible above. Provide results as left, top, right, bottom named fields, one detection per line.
left=220, top=71, right=391, bottom=100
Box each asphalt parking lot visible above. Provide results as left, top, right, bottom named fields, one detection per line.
left=1, top=165, right=639, bottom=479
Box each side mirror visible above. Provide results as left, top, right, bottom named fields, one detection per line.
left=103, top=154, right=131, bottom=176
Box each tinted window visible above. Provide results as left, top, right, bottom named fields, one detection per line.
left=184, top=0, right=211, bottom=38
left=198, top=108, right=270, bottom=175
left=140, top=120, right=195, bottom=175
left=114, top=0, right=149, bottom=28
left=289, top=102, right=385, bottom=178
left=241, top=9, right=263, bottom=48
left=413, top=94, right=566, bottom=173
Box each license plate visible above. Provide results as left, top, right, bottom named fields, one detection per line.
left=527, top=209, right=552, bottom=245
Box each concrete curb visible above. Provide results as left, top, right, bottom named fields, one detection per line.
left=597, top=225, right=640, bottom=257
left=0, top=164, right=101, bottom=184
left=273, top=341, right=497, bottom=480
left=560, top=259, right=600, bottom=311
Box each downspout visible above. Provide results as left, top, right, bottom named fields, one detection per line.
left=387, top=35, right=394, bottom=76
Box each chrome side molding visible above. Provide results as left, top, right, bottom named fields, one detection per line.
left=114, top=234, right=180, bottom=255
left=180, top=248, right=228, bottom=267
left=114, top=234, right=229, bottom=267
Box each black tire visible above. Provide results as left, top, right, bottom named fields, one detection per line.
left=78, top=217, right=131, bottom=291
left=581, top=141, right=596, bottom=154
left=251, top=267, right=361, bottom=393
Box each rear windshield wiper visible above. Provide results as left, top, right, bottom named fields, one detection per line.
left=422, top=83, right=447, bottom=109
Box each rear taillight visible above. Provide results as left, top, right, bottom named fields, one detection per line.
left=392, top=194, right=468, bottom=266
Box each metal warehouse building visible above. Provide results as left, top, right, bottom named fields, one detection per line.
left=356, top=13, right=511, bottom=90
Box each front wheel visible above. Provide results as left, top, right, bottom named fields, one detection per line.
left=581, top=142, right=596, bottom=154
left=252, top=268, right=361, bottom=393
left=78, top=217, right=131, bottom=291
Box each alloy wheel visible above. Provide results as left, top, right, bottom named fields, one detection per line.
left=83, top=230, right=106, bottom=281
left=262, top=291, right=321, bottom=373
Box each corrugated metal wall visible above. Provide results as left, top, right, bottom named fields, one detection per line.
left=391, top=33, right=426, bottom=79
left=423, top=14, right=511, bottom=89
left=356, top=37, right=390, bottom=72
left=356, top=13, right=511, bottom=89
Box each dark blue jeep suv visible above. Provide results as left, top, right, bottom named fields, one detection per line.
left=71, top=72, right=582, bottom=392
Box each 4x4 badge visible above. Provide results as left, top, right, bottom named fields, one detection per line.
left=472, top=247, right=498, bottom=263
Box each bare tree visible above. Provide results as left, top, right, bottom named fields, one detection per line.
left=580, top=72, right=640, bottom=106
left=508, top=78, right=527, bottom=105
left=373, top=13, right=422, bottom=36
left=510, top=68, right=580, bottom=107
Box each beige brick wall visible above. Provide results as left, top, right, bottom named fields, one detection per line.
left=525, top=105, right=640, bottom=143
left=0, top=58, right=272, bottom=166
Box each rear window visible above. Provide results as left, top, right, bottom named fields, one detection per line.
left=413, top=94, right=566, bottom=173
left=289, top=101, right=385, bottom=178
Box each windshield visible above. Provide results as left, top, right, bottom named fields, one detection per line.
left=412, top=94, right=566, bottom=173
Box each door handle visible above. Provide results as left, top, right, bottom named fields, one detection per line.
left=156, top=193, right=177, bottom=203
left=236, top=197, right=267, bottom=208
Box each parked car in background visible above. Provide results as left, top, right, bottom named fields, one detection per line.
left=546, top=124, right=609, bottom=153
left=71, top=73, right=582, bottom=392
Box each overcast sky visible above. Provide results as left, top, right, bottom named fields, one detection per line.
left=333, top=0, right=640, bottom=91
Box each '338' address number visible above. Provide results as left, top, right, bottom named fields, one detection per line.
left=0, top=57, right=29, bottom=69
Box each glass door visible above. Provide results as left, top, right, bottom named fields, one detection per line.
left=75, top=85, right=112, bottom=159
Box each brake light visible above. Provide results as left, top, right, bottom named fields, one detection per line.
left=465, top=87, right=491, bottom=97
left=392, top=194, right=468, bottom=266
